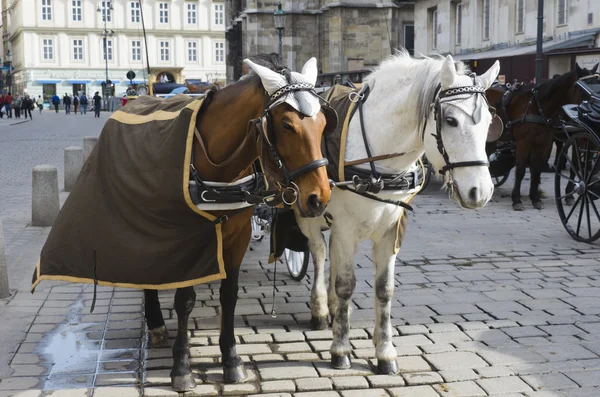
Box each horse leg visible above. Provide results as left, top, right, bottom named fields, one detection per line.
left=297, top=217, right=329, bottom=330
left=220, top=223, right=252, bottom=383
left=530, top=149, right=546, bottom=210
left=170, top=287, right=196, bottom=391
left=144, top=289, right=169, bottom=348
left=329, top=230, right=357, bottom=369
left=512, top=143, right=528, bottom=211
left=372, top=227, right=401, bottom=375
left=327, top=232, right=339, bottom=326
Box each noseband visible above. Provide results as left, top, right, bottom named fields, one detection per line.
left=430, top=77, right=492, bottom=175
left=252, top=71, right=331, bottom=204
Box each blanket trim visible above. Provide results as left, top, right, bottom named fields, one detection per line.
left=30, top=97, right=228, bottom=292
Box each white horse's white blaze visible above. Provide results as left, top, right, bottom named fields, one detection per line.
left=296, top=51, right=500, bottom=373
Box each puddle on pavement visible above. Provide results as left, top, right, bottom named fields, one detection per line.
left=38, top=295, right=102, bottom=389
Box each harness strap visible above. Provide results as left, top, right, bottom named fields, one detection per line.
left=345, top=153, right=408, bottom=167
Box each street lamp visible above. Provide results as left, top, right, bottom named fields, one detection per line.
left=97, top=2, right=114, bottom=111
left=273, top=2, right=285, bottom=63
left=4, top=50, right=12, bottom=94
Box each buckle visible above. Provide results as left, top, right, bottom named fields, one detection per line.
left=397, top=178, right=410, bottom=191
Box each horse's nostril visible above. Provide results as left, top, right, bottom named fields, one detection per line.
left=469, top=187, right=478, bottom=202
left=307, top=194, right=322, bottom=212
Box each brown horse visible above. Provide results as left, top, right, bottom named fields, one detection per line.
left=144, top=56, right=336, bottom=391
left=486, top=64, right=596, bottom=211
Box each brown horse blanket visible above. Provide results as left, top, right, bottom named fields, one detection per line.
left=31, top=95, right=227, bottom=291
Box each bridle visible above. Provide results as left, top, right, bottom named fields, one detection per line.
left=251, top=69, right=336, bottom=205
left=428, top=76, right=492, bottom=175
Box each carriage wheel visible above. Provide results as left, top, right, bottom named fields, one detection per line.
left=493, top=170, right=511, bottom=188
left=284, top=248, right=310, bottom=281
left=250, top=215, right=264, bottom=242
left=555, top=132, right=600, bottom=243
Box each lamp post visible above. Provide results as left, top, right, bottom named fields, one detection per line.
left=97, top=2, right=114, bottom=111
left=535, top=0, right=544, bottom=84
left=4, top=49, right=12, bottom=94
left=273, top=2, right=285, bottom=63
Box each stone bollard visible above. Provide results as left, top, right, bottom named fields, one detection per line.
left=0, top=220, right=9, bottom=299
left=83, top=136, right=98, bottom=163
left=64, top=146, right=83, bottom=192
left=32, top=165, right=60, bottom=227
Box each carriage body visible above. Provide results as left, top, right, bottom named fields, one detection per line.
left=554, top=80, right=600, bottom=242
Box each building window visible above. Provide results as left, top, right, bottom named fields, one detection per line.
left=104, top=39, right=113, bottom=61
left=159, top=2, right=169, bottom=24
left=483, top=0, right=490, bottom=40
left=430, top=9, right=438, bottom=49
left=101, top=1, right=112, bottom=22
left=187, top=3, right=197, bottom=24
left=72, top=39, right=84, bottom=61
left=131, top=40, right=141, bottom=61
left=516, top=0, right=524, bottom=33
left=130, top=1, right=140, bottom=23
left=187, top=41, right=197, bottom=62
left=41, top=0, right=52, bottom=21
left=160, top=41, right=170, bottom=62
left=557, top=0, right=568, bottom=25
left=43, top=38, right=54, bottom=60
left=72, top=0, right=82, bottom=21
left=588, top=12, right=594, bottom=25
left=214, top=3, right=224, bottom=25
left=214, top=41, right=224, bottom=63
left=456, top=4, right=462, bottom=45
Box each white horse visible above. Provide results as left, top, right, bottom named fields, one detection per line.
left=296, top=52, right=501, bottom=374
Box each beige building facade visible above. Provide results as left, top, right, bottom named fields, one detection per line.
left=225, top=1, right=415, bottom=82
left=2, top=0, right=226, bottom=101
left=415, top=0, right=600, bottom=81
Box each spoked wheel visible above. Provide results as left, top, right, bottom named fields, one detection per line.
left=493, top=170, right=511, bottom=188
left=283, top=248, right=310, bottom=281
left=555, top=132, right=600, bottom=243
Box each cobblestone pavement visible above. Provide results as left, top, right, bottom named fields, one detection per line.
left=1, top=116, right=600, bottom=396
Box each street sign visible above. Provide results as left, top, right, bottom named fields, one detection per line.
left=126, top=71, right=136, bottom=80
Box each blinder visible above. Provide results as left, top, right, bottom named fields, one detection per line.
left=321, top=103, right=339, bottom=136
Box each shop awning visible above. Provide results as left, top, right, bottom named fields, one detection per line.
left=36, top=79, right=62, bottom=84
left=94, top=79, right=121, bottom=85
left=67, top=79, right=92, bottom=84
left=130, top=79, right=148, bottom=84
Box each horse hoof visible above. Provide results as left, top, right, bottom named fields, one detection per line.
left=171, top=373, right=196, bottom=391
left=377, top=359, right=399, bottom=375
left=311, top=316, right=329, bottom=330
left=331, top=354, right=352, bottom=369
left=566, top=197, right=575, bottom=206
left=533, top=201, right=544, bottom=210
left=148, top=325, right=169, bottom=348
left=512, top=202, right=524, bottom=211
left=223, top=365, right=247, bottom=383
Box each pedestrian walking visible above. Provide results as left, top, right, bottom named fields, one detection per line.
left=22, top=95, right=33, bottom=120
left=93, top=92, right=102, bottom=118
left=63, top=93, right=71, bottom=115
left=80, top=94, right=88, bottom=114
left=5, top=92, right=13, bottom=118
left=52, top=93, right=60, bottom=113
left=37, top=95, right=43, bottom=113
left=73, top=95, right=79, bottom=114
left=13, top=95, right=22, bottom=118
left=0, top=95, right=5, bottom=118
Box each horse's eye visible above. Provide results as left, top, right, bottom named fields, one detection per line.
left=282, top=122, right=295, bottom=132
left=446, top=117, right=458, bottom=127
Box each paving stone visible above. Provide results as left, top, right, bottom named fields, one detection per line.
left=305, top=330, right=334, bottom=340
left=503, top=326, right=549, bottom=338
left=0, top=390, right=43, bottom=397
left=295, top=377, right=334, bottom=392
left=222, top=383, right=259, bottom=395
left=93, top=386, right=140, bottom=397
left=421, top=343, right=456, bottom=354
left=465, top=329, right=511, bottom=342
left=475, top=366, right=514, bottom=378
left=330, top=376, right=368, bottom=390
left=260, top=380, right=296, bottom=393
left=559, top=387, right=600, bottom=397
left=477, top=376, right=534, bottom=394
left=143, top=387, right=179, bottom=396
left=529, top=344, right=598, bottom=361
left=477, top=348, right=545, bottom=366
left=428, top=331, right=472, bottom=344
left=366, top=375, right=405, bottom=388
left=294, top=392, right=340, bottom=397
left=339, top=389, right=390, bottom=397
left=456, top=322, right=489, bottom=332
left=563, top=370, right=600, bottom=387
left=433, top=381, right=487, bottom=396
left=439, top=369, right=479, bottom=382
left=258, top=362, right=318, bottom=380
left=45, top=389, right=91, bottom=396
left=403, top=371, right=443, bottom=385
left=271, top=342, right=312, bottom=354
left=430, top=303, right=482, bottom=315
left=387, top=385, right=440, bottom=397
left=424, top=352, right=488, bottom=371
left=9, top=364, right=50, bottom=376
left=397, top=325, right=429, bottom=335
left=251, top=354, right=286, bottom=362
left=0, top=377, right=40, bottom=390
left=394, top=356, right=431, bottom=372
left=522, top=373, right=580, bottom=390
left=392, top=335, right=432, bottom=346
left=315, top=360, right=374, bottom=378
left=242, top=334, right=273, bottom=344
left=273, top=332, right=306, bottom=343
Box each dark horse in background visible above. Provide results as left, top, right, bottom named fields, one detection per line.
left=486, top=64, right=598, bottom=211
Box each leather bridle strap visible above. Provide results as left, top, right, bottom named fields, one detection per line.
left=345, top=152, right=408, bottom=166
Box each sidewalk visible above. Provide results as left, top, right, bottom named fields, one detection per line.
left=0, top=176, right=599, bottom=397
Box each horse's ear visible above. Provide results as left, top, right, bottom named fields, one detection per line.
left=576, top=63, right=584, bottom=76
left=592, top=63, right=599, bottom=74
left=243, top=58, right=284, bottom=95
left=440, top=55, right=457, bottom=89
left=477, top=60, right=500, bottom=90
left=301, top=57, right=318, bottom=85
